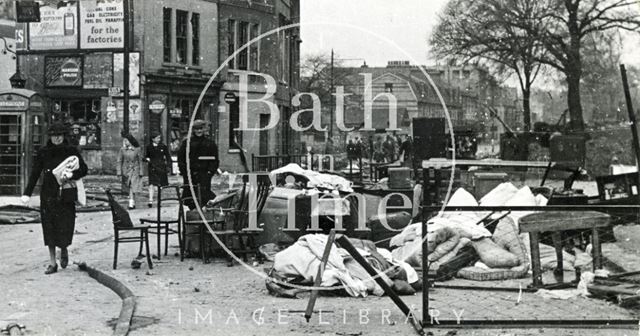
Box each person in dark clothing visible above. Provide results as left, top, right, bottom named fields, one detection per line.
left=177, top=119, right=219, bottom=210
left=399, top=134, right=414, bottom=168
left=346, top=139, right=357, bottom=160
left=22, top=122, right=88, bottom=274
left=383, top=135, right=395, bottom=163
left=145, top=132, right=173, bottom=207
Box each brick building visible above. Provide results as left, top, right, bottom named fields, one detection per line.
left=15, top=0, right=299, bottom=174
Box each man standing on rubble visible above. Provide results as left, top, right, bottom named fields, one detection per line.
left=178, top=119, right=219, bottom=210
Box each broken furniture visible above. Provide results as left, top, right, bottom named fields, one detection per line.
left=105, top=189, right=153, bottom=270
left=519, top=211, right=610, bottom=288
left=185, top=175, right=272, bottom=265
left=140, top=185, right=183, bottom=260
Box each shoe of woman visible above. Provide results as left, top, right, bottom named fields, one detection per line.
left=61, top=250, right=69, bottom=269
left=147, top=202, right=153, bottom=208
left=45, top=264, right=58, bottom=274
left=128, top=205, right=136, bottom=210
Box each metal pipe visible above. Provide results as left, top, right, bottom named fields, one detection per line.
left=336, top=235, right=424, bottom=335
left=421, top=205, right=640, bottom=212
left=305, top=230, right=336, bottom=322
left=620, top=65, right=640, bottom=172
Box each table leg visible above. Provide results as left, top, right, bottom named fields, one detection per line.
left=551, top=232, right=564, bottom=283
left=592, top=227, right=602, bottom=270
left=529, top=232, right=543, bottom=288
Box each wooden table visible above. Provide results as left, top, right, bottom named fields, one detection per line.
left=519, top=211, right=611, bottom=288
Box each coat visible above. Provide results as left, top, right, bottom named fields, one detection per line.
left=117, top=146, right=144, bottom=193
left=177, top=135, right=219, bottom=208
left=145, top=143, right=172, bottom=186
left=24, top=140, right=88, bottom=247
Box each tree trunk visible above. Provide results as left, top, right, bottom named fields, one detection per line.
left=566, top=71, right=585, bottom=132
left=522, top=87, right=532, bottom=132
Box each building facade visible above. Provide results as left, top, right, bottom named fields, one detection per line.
left=16, top=0, right=299, bottom=174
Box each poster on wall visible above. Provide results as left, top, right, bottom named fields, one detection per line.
left=113, top=52, right=140, bottom=97
left=45, top=56, right=83, bottom=87
left=15, top=23, right=26, bottom=51
left=83, top=53, right=113, bottom=89
left=79, top=0, right=124, bottom=49
left=29, top=4, right=78, bottom=50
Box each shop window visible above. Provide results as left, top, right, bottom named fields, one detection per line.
left=176, top=10, right=188, bottom=64
left=168, top=98, right=213, bottom=155
left=249, top=23, right=260, bottom=71
left=191, top=13, right=200, bottom=66
left=163, top=7, right=171, bottom=62
left=51, top=98, right=102, bottom=148
left=237, top=22, right=249, bottom=70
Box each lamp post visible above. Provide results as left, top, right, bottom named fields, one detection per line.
left=121, top=0, right=130, bottom=136
left=327, top=49, right=366, bottom=144
left=1, top=36, right=25, bottom=89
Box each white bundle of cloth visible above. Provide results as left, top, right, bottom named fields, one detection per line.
left=52, top=156, right=86, bottom=206
left=270, top=163, right=353, bottom=193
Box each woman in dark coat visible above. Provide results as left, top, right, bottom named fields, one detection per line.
left=145, top=132, right=172, bottom=207
left=22, top=123, right=88, bottom=274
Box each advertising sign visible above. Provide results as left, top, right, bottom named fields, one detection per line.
left=15, top=24, right=27, bottom=50
left=80, top=0, right=124, bottom=49
left=45, top=56, right=83, bottom=87
left=29, top=4, right=78, bottom=50
left=113, top=52, right=140, bottom=97
left=83, top=52, right=113, bottom=89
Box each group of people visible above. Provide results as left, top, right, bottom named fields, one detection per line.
left=370, top=133, right=414, bottom=167
left=21, top=119, right=219, bottom=274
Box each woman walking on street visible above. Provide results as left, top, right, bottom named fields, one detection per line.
left=21, top=122, right=88, bottom=274
left=145, top=132, right=172, bottom=207
left=117, top=134, right=144, bottom=209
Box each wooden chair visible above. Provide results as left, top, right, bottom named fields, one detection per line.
left=140, top=185, right=183, bottom=260
left=105, top=189, right=153, bottom=270
left=210, top=174, right=272, bottom=266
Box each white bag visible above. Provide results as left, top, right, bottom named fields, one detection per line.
left=75, top=178, right=87, bottom=206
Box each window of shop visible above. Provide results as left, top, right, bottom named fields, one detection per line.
left=191, top=13, right=200, bottom=66
left=249, top=23, right=260, bottom=71
left=51, top=98, right=102, bottom=148
left=168, top=98, right=213, bottom=154
left=176, top=10, right=188, bottom=64
left=163, top=7, right=171, bottom=63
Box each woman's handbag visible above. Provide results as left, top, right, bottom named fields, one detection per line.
left=60, top=181, right=78, bottom=204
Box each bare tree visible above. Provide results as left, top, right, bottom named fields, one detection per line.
left=531, top=0, right=640, bottom=131
left=431, top=0, right=548, bottom=131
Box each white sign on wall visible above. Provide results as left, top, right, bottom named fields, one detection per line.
left=29, top=4, right=78, bottom=50
left=79, top=0, right=124, bottom=49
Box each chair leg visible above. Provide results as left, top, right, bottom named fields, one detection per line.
left=156, top=222, right=161, bottom=260
left=200, top=224, right=207, bottom=263
left=164, top=222, right=169, bottom=256
left=138, top=230, right=144, bottom=257
left=178, top=221, right=183, bottom=261
left=113, top=237, right=119, bottom=270
left=145, top=230, right=153, bottom=269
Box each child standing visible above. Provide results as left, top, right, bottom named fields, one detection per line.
left=145, top=133, right=173, bottom=207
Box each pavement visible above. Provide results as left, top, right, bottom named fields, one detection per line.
left=1, top=175, right=640, bottom=335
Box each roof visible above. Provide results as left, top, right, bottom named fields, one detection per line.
left=0, top=88, right=40, bottom=99
left=344, top=106, right=409, bottom=130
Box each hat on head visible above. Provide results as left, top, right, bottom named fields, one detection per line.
left=47, top=122, right=68, bottom=135
left=150, top=131, right=161, bottom=139
left=193, top=119, right=208, bottom=130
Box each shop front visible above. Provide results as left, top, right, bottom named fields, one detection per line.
left=0, top=89, right=46, bottom=196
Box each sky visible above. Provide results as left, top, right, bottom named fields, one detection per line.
left=300, top=1, right=640, bottom=70
left=300, top=0, right=449, bottom=67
